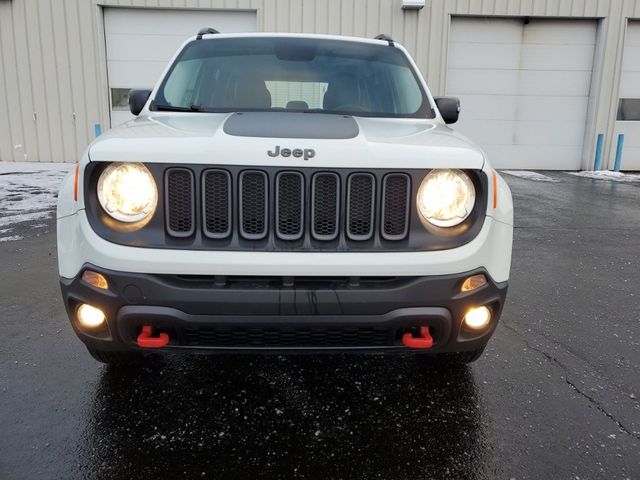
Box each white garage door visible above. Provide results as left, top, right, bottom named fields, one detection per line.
left=446, top=17, right=597, bottom=170
left=613, top=21, right=640, bottom=171
left=104, top=8, right=257, bottom=126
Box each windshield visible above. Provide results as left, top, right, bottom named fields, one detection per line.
left=152, top=37, right=432, bottom=118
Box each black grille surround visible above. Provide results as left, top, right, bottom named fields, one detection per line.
left=84, top=163, right=488, bottom=252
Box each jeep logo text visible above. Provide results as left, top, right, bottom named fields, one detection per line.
left=267, top=146, right=316, bottom=161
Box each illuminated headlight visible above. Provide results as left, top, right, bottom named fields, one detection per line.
left=417, top=169, right=475, bottom=228
left=97, top=163, right=158, bottom=223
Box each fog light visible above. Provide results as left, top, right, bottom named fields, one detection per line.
left=77, top=304, right=106, bottom=328
left=461, top=274, right=487, bottom=293
left=81, top=270, right=109, bottom=290
left=463, top=306, right=491, bottom=330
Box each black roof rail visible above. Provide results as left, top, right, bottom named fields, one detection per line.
left=374, top=33, right=394, bottom=46
left=196, top=27, right=220, bottom=40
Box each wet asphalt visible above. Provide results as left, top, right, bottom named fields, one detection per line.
left=1, top=172, right=639, bottom=479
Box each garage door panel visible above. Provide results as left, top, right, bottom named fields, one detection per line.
left=457, top=95, right=518, bottom=121
left=447, top=43, right=521, bottom=69
left=458, top=95, right=587, bottom=122
left=106, top=34, right=192, bottom=62
left=450, top=17, right=522, bottom=43
left=523, top=20, right=597, bottom=45
left=614, top=146, right=640, bottom=170
left=621, top=45, right=640, bottom=71
left=485, top=145, right=584, bottom=170
left=517, top=96, right=588, bottom=122
left=619, top=72, right=640, bottom=99
left=615, top=123, right=640, bottom=147
left=518, top=71, right=592, bottom=97
left=447, top=69, right=519, bottom=95
left=520, top=44, right=595, bottom=71
left=458, top=119, right=586, bottom=147
left=449, top=69, right=591, bottom=98
left=105, top=8, right=256, bottom=35
left=455, top=119, right=517, bottom=145
left=107, top=61, right=169, bottom=88
left=515, top=121, right=587, bottom=146
left=448, top=43, right=594, bottom=72
left=625, top=21, right=640, bottom=45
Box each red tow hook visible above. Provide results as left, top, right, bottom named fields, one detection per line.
left=402, top=327, right=434, bottom=349
left=137, top=326, right=170, bottom=348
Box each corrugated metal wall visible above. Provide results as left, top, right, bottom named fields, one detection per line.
left=1, top=0, right=640, bottom=167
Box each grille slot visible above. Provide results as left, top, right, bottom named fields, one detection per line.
left=311, top=172, right=340, bottom=241
left=381, top=173, right=410, bottom=241
left=183, top=326, right=391, bottom=348
left=276, top=171, right=304, bottom=240
left=202, top=169, right=231, bottom=239
left=165, top=168, right=195, bottom=237
left=239, top=170, right=268, bottom=240
left=347, top=173, right=375, bottom=241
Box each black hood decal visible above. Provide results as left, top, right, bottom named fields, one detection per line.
left=223, top=112, right=359, bottom=139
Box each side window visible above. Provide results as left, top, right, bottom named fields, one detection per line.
left=163, top=59, right=203, bottom=107
left=617, top=99, right=640, bottom=121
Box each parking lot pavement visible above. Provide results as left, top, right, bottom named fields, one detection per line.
left=1, top=170, right=639, bottom=479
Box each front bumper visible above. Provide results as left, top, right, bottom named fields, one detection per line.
left=61, top=266, right=507, bottom=354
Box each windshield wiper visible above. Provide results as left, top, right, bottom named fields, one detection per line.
left=152, top=103, right=206, bottom=112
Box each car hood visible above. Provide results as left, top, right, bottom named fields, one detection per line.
left=88, top=112, right=485, bottom=170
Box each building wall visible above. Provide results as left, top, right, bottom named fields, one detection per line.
left=1, top=0, right=640, bottom=168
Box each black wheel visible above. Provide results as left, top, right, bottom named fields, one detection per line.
left=418, top=346, right=486, bottom=368
left=87, top=347, right=146, bottom=367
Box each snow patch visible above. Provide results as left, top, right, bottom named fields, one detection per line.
left=0, top=211, right=54, bottom=228
left=0, top=162, right=72, bottom=229
left=501, top=170, right=560, bottom=182
left=0, top=162, right=72, bottom=174
left=568, top=170, right=640, bottom=183
left=0, top=235, right=24, bottom=243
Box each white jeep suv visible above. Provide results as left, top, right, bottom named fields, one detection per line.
left=56, top=30, right=513, bottom=366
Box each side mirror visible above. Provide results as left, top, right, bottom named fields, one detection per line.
left=434, top=96, right=461, bottom=124
left=129, top=89, right=152, bottom=116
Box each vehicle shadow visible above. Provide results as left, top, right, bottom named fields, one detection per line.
left=76, top=354, right=488, bottom=479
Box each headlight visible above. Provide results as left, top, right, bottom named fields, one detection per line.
left=417, top=169, right=475, bottom=228
left=97, top=163, right=158, bottom=223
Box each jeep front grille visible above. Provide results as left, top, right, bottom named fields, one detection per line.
left=165, top=168, right=412, bottom=246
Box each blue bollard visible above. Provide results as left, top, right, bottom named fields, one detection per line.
left=94, top=123, right=102, bottom=138
left=593, top=133, right=604, bottom=171
left=613, top=134, right=625, bottom=172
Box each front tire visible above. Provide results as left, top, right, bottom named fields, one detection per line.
left=87, top=347, right=146, bottom=367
